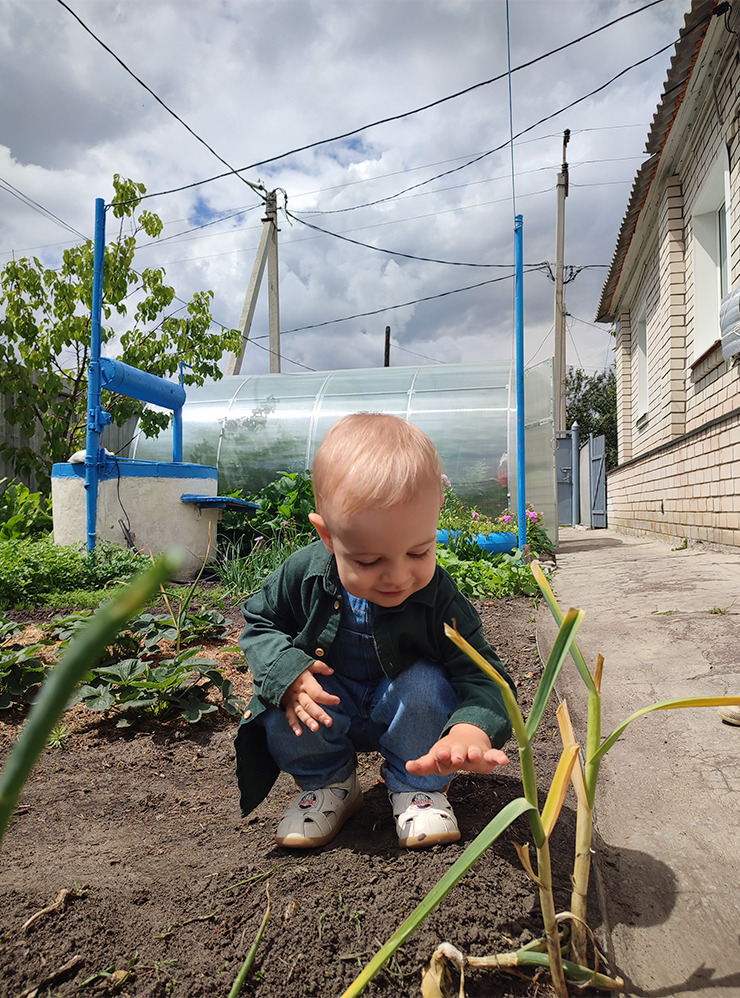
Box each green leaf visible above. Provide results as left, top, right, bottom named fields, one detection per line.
left=341, top=798, right=537, bottom=998
left=593, top=695, right=740, bottom=766
left=525, top=607, right=584, bottom=740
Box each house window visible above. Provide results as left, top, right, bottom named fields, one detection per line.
left=692, top=156, right=730, bottom=359
left=636, top=314, right=649, bottom=421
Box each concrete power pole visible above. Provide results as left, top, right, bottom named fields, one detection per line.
left=226, top=190, right=281, bottom=375
left=553, top=129, right=569, bottom=433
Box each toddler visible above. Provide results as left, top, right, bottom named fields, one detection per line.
left=235, top=413, right=515, bottom=849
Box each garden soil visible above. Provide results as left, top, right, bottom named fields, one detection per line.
left=0, top=593, right=610, bottom=998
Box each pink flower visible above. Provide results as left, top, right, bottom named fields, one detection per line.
left=441, top=474, right=452, bottom=488
left=501, top=515, right=512, bottom=523
left=471, top=510, right=480, bottom=520
left=526, top=509, right=538, bottom=521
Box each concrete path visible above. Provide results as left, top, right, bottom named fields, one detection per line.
left=536, top=528, right=740, bottom=998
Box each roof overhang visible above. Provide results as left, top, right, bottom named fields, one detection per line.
left=595, top=0, right=719, bottom=324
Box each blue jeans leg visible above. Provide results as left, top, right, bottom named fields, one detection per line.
left=257, top=697, right=357, bottom=791
left=257, top=658, right=458, bottom=793
left=371, top=659, right=459, bottom=794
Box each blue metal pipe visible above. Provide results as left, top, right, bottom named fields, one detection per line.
left=85, top=198, right=107, bottom=555
left=100, top=358, right=186, bottom=409
left=515, top=214, right=526, bottom=552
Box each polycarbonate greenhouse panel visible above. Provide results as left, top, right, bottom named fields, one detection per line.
left=132, top=362, right=552, bottom=521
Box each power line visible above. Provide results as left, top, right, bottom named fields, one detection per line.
left=56, top=0, right=267, bottom=200
left=114, top=0, right=676, bottom=206
left=0, top=176, right=88, bottom=241
left=272, top=40, right=677, bottom=223
left=258, top=270, right=545, bottom=338
left=284, top=209, right=547, bottom=269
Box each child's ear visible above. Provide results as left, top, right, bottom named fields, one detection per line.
left=309, top=512, right=335, bottom=552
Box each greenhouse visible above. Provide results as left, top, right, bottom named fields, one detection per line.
left=131, top=360, right=557, bottom=539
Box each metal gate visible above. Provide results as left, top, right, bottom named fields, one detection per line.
left=589, top=433, right=607, bottom=528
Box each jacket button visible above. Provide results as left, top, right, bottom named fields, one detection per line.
left=243, top=709, right=252, bottom=720
left=315, top=648, right=325, bottom=657
left=334, top=600, right=341, bottom=610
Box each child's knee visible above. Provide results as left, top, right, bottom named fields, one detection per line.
left=382, top=659, right=458, bottom=715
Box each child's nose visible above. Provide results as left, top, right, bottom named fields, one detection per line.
left=382, top=560, right=410, bottom=585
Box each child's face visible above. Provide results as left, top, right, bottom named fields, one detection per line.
left=309, top=486, right=442, bottom=607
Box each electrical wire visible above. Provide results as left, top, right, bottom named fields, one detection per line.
left=111, top=0, right=677, bottom=206
left=284, top=209, right=547, bottom=268
left=56, top=0, right=267, bottom=200
left=0, top=176, right=88, bottom=241
left=268, top=42, right=676, bottom=224
left=255, top=270, right=545, bottom=338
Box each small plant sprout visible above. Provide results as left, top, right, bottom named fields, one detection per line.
left=530, top=559, right=740, bottom=970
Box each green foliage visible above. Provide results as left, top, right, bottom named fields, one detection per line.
left=220, top=470, right=317, bottom=555
left=0, top=639, right=49, bottom=710
left=0, top=538, right=151, bottom=608
left=439, top=483, right=497, bottom=535
left=437, top=547, right=539, bottom=599
left=215, top=530, right=308, bottom=604
left=566, top=366, right=617, bottom=470
left=495, top=505, right=554, bottom=555
left=0, top=552, right=183, bottom=845
left=132, top=608, right=229, bottom=653
left=73, top=647, right=244, bottom=726
left=0, top=174, right=241, bottom=494
left=0, top=478, right=53, bottom=540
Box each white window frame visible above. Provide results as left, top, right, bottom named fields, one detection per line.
left=636, top=310, right=649, bottom=423
left=691, top=154, right=731, bottom=361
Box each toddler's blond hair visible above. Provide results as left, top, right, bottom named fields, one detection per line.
left=312, top=413, right=443, bottom=520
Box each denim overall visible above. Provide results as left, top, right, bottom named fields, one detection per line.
left=258, top=585, right=459, bottom=793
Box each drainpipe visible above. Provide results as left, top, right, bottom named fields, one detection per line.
left=571, top=421, right=580, bottom=526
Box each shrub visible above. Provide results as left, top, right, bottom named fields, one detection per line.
left=0, top=478, right=53, bottom=541
left=0, top=538, right=151, bottom=608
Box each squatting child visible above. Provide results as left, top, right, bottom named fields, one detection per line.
left=234, top=413, right=516, bottom=849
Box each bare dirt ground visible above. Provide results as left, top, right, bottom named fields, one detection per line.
left=0, top=595, right=607, bottom=998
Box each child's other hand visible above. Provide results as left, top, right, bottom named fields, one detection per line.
left=281, top=662, right=340, bottom=736
left=405, top=722, right=509, bottom=777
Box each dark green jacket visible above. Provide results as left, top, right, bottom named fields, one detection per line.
left=235, top=541, right=515, bottom=815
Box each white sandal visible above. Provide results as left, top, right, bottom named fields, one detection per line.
left=275, top=772, right=363, bottom=848
left=390, top=790, right=460, bottom=849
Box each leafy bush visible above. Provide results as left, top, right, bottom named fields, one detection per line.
left=437, top=547, right=539, bottom=599
left=0, top=478, right=53, bottom=541
left=0, top=644, right=49, bottom=710
left=495, top=505, right=554, bottom=555
left=0, top=538, right=151, bottom=608
left=219, top=470, right=316, bottom=555
left=73, top=647, right=245, bottom=726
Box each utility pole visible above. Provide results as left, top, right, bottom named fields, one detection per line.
left=553, top=129, right=569, bottom=433
left=384, top=326, right=391, bottom=367
left=226, top=190, right=281, bottom=375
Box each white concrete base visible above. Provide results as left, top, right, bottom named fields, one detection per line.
left=52, top=467, right=219, bottom=580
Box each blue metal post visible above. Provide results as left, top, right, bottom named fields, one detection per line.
left=515, top=214, right=526, bottom=551
left=85, top=198, right=108, bottom=555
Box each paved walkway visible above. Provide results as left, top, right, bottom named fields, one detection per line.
left=536, top=528, right=740, bottom=998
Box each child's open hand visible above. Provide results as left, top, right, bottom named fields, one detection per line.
left=406, top=722, right=509, bottom=777
left=281, top=662, right=340, bottom=736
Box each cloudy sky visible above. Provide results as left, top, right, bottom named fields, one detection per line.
left=0, top=0, right=689, bottom=379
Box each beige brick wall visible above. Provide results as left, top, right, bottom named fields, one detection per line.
left=609, top=25, right=740, bottom=550
left=608, top=410, right=740, bottom=550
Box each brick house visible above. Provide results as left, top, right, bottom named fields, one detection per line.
left=597, top=0, right=740, bottom=549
